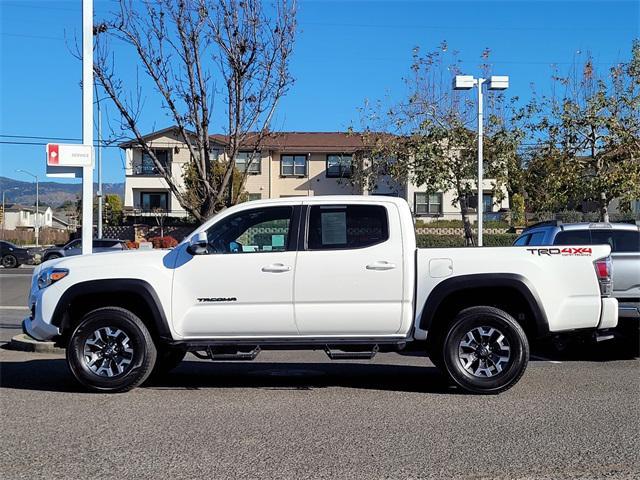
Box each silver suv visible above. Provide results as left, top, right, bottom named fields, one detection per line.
left=514, top=222, right=640, bottom=320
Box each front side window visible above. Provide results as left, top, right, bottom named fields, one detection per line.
left=281, top=155, right=307, bottom=176
left=307, top=204, right=389, bottom=250
left=65, top=240, right=81, bottom=250
left=527, top=231, right=546, bottom=246
left=235, top=152, right=261, bottom=174
left=326, top=154, right=352, bottom=178
left=513, top=234, right=530, bottom=246
left=415, top=192, right=443, bottom=215
left=205, top=206, right=293, bottom=254
left=141, top=192, right=168, bottom=211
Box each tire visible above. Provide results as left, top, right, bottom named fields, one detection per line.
left=44, top=253, right=62, bottom=262
left=66, top=307, right=157, bottom=393
left=1, top=254, right=19, bottom=268
left=441, top=306, right=529, bottom=395
left=149, top=346, right=186, bottom=379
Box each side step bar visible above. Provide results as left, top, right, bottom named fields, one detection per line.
left=194, top=346, right=261, bottom=361
left=325, top=344, right=379, bottom=360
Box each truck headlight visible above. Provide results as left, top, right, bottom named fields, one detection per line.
left=37, top=268, right=69, bottom=289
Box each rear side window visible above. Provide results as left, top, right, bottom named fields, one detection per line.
left=527, top=231, right=546, bottom=246
left=592, top=230, right=640, bottom=253
left=554, top=230, right=591, bottom=245
left=307, top=205, right=389, bottom=250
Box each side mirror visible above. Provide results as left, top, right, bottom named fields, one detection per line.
left=187, top=231, right=208, bottom=255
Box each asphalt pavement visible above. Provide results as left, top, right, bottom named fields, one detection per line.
left=1, top=268, right=639, bottom=479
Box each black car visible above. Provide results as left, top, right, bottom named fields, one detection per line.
left=0, top=241, right=34, bottom=268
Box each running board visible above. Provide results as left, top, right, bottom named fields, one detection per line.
left=205, top=346, right=261, bottom=361
left=325, top=344, right=379, bottom=360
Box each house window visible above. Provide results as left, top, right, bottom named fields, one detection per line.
left=326, top=154, right=352, bottom=178
left=281, top=155, right=307, bottom=177
left=140, top=149, right=169, bottom=175
left=247, top=193, right=262, bottom=202
left=467, top=193, right=493, bottom=212
left=140, top=192, right=168, bottom=211
left=235, top=152, right=261, bottom=174
left=415, top=193, right=443, bottom=215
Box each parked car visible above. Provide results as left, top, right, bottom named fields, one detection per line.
left=514, top=221, right=640, bottom=320
left=42, top=239, right=128, bottom=262
left=24, top=196, right=617, bottom=394
left=0, top=241, right=34, bottom=268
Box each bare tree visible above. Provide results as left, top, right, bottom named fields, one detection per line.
left=93, top=0, right=296, bottom=222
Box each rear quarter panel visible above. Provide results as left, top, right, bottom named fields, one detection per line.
left=415, top=245, right=611, bottom=334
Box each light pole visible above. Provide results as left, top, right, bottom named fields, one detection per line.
left=16, top=169, right=40, bottom=247
left=453, top=75, right=509, bottom=246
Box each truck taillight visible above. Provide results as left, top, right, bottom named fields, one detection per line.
left=593, top=256, right=612, bottom=297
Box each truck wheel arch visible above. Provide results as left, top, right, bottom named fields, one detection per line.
left=51, top=279, right=172, bottom=342
left=420, top=273, right=549, bottom=340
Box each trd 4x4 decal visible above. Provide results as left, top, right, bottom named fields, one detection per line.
left=526, top=247, right=593, bottom=256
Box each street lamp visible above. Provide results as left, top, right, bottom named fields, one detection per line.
left=453, top=75, right=509, bottom=246
left=16, top=169, right=40, bottom=248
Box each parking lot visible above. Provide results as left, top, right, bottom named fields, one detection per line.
left=1, top=268, right=639, bottom=479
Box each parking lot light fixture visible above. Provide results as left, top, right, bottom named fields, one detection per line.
left=452, top=74, right=509, bottom=246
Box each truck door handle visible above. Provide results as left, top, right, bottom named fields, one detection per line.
left=261, top=263, right=291, bottom=273
left=366, top=261, right=396, bottom=271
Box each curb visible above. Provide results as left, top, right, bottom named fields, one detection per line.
left=9, top=334, right=64, bottom=354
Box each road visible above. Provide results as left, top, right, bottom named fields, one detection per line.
left=1, top=268, right=639, bottom=479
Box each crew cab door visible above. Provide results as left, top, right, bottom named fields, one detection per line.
left=293, top=202, right=404, bottom=335
left=171, top=205, right=300, bottom=337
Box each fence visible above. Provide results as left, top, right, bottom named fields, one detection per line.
left=1, top=228, right=71, bottom=246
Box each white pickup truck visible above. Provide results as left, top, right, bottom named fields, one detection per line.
left=24, top=196, right=618, bottom=394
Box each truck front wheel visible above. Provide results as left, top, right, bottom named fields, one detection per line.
left=66, top=307, right=157, bottom=393
left=442, top=306, right=529, bottom=394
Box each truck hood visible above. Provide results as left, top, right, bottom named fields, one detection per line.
left=40, top=248, right=174, bottom=271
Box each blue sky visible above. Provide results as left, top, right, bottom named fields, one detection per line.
left=1, top=0, right=638, bottom=184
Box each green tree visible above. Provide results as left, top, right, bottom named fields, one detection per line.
left=357, top=43, right=521, bottom=245
left=523, top=41, right=640, bottom=220
left=104, top=194, right=123, bottom=225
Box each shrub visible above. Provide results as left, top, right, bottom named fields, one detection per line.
left=510, top=193, right=525, bottom=226
left=148, top=236, right=178, bottom=249
left=416, top=233, right=518, bottom=248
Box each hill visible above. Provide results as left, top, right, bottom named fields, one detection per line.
left=0, top=176, right=124, bottom=208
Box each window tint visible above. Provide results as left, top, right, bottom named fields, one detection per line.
left=307, top=205, right=388, bottom=250
left=592, top=230, right=640, bottom=253
left=554, top=230, right=591, bottom=245
left=513, top=234, right=530, bottom=246
left=65, top=240, right=81, bottom=250
left=205, top=206, right=292, bottom=254
left=527, top=231, right=546, bottom=246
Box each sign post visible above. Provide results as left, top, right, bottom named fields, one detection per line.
left=81, top=0, right=94, bottom=255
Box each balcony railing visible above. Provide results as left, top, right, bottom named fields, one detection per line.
left=130, top=165, right=167, bottom=176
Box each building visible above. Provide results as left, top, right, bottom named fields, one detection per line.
left=121, top=126, right=508, bottom=221
left=2, top=204, right=53, bottom=230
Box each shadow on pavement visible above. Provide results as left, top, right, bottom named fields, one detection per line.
left=0, top=358, right=457, bottom=394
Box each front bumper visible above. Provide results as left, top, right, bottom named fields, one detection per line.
left=22, top=309, right=60, bottom=342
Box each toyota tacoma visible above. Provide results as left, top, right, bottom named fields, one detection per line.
left=23, top=196, right=618, bottom=394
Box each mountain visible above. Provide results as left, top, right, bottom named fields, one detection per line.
left=0, top=176, right=124, bottom=208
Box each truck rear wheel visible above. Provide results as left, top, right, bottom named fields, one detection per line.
left=66, top=307, right=157, bottom=393
left=442, top=306, right=529, bottom=394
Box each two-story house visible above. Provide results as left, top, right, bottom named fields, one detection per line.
left=120, top=126, right=508, bottom=221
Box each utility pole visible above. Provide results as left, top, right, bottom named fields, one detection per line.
left=16, top=169, right=39, bottom=248
left=81, top=0, right=94, bottom=254
left=97, top=96, right=103, bottom=238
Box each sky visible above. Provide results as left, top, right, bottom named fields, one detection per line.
left=0, top=0, right=638, bottom=184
